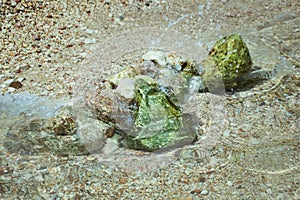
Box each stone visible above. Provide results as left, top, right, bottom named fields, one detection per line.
left=85, top=29, right=97, bottom=34
left=109, top=66, right=139, bottom=85
left=84, top=38, right=97, bottom=44
left=123, top=76, right=193, bottom=151
left=201, top=190, right=209, bottom=195
left=115, top=78, right=135, bottom=99
left=166, top=52, right=186, bottom=71
left=188, top=76, right=206, bottom=93
left=142, top=51, right=167, bottom=67
left=7, top=87, right=16, bottom=93
left=207, top=33, right=252, bottom=88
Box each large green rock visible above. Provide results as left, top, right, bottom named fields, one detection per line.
left=124, top=76, right=194, bottom=152
left=208, top=33, right=252, bottom=89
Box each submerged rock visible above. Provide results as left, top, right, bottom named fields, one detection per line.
left=3, top=106, right=88, bottom=156
left=86, top=33, right=256, bottom=152
left=207, top=33, right=253, bottom=89
left=123, top=77, right=192, bottom=151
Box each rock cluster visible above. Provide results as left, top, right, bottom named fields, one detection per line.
left=86, top=33, right=253, bottom=151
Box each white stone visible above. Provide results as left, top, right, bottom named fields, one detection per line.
left=227, top=180, right=233, bottom=186
left=86, top=29, right=97, bottom=34
left=7, top=87, right=16, bottom=93
left=11, top=0, right=17, bottom=7
left=201, top=190, right=209, bottom=195
left=4, top=79, right=14, bottom=85
left=142, top=51, right=166, bottom=67
left=84, top=38, right=96, bottom=44
left=17, top=77, right=25, bottom=82
left=79, top=52, right=87, bottom=58
left=115, top=78, right=135, bottom=99
left=223, top=129, right=231, bottom=137
left=266, top=188, right=272, bottom=194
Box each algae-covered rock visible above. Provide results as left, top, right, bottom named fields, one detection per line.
left=123, top=76, right=192, bottom=151
left=133, top=77, right=181, bottom=129
left=207, top=33, right=252, bottom=89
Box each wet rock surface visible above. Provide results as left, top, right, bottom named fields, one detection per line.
left=208, top=33, right=253, bottom=88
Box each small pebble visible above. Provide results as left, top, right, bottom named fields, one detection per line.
left=4, top=79, right=14, bottom=85
left=223, top=129, right=231, bottom=137
left=9, top=81, right=23, bottom=89
left=266, top=188, right=272, bottom=194
left=84, top=38, right=97, bottom=44
left=86, top=29, right=96, bottom=34
left=7, top=87, right=16, bottom=93
left=119, top=177, right=128, bottom=184
left=227, top=180, right=233, bottom=186
left=201, top=190, right=209, bottom=195
left=11, top=0, right=17, bottom=7
left=86, top=171, right=92, bottom=177
left=17, top=77, right=25, bottom=82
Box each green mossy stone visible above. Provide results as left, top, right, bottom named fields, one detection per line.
left=208, top=33, right=252, bottom=89
left=123, top=77, right=193, bottom=151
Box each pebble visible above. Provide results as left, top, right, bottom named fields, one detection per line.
left=10, top=0, right=17, bottom=7
left=84, top=38, right=97, bottom=44
left=78, top=52, right=88, bottom=58
left=4, top=79, right=14, bottom=86
left=85, top=29, right=97, bottom=34
left=17, top=77, right=25, bottom=82
left=86, top=171, right=92, bottom=177
left=266, top=188, right=272, bottom=194
left=119, top=177, right=128, bottom=184
left=184, top=169, right=190, bottom=176
left=142, top=51, right=167, bottom=67
left=223, top=129, right=231, bottom=137
left=9, top=81, right=23, bottom=89
left=227, top=180, right=233, bottom=186
left=201, top=190, right=209, bottom=195
left=7, top=87, right=16, bottom=93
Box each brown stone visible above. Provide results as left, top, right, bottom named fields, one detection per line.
left=9, top=81, right=22, bottom=89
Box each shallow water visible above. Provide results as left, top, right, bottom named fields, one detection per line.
left=0, top=1, right=299, bottom=198
left=0, top=37, right=298, bottom=172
